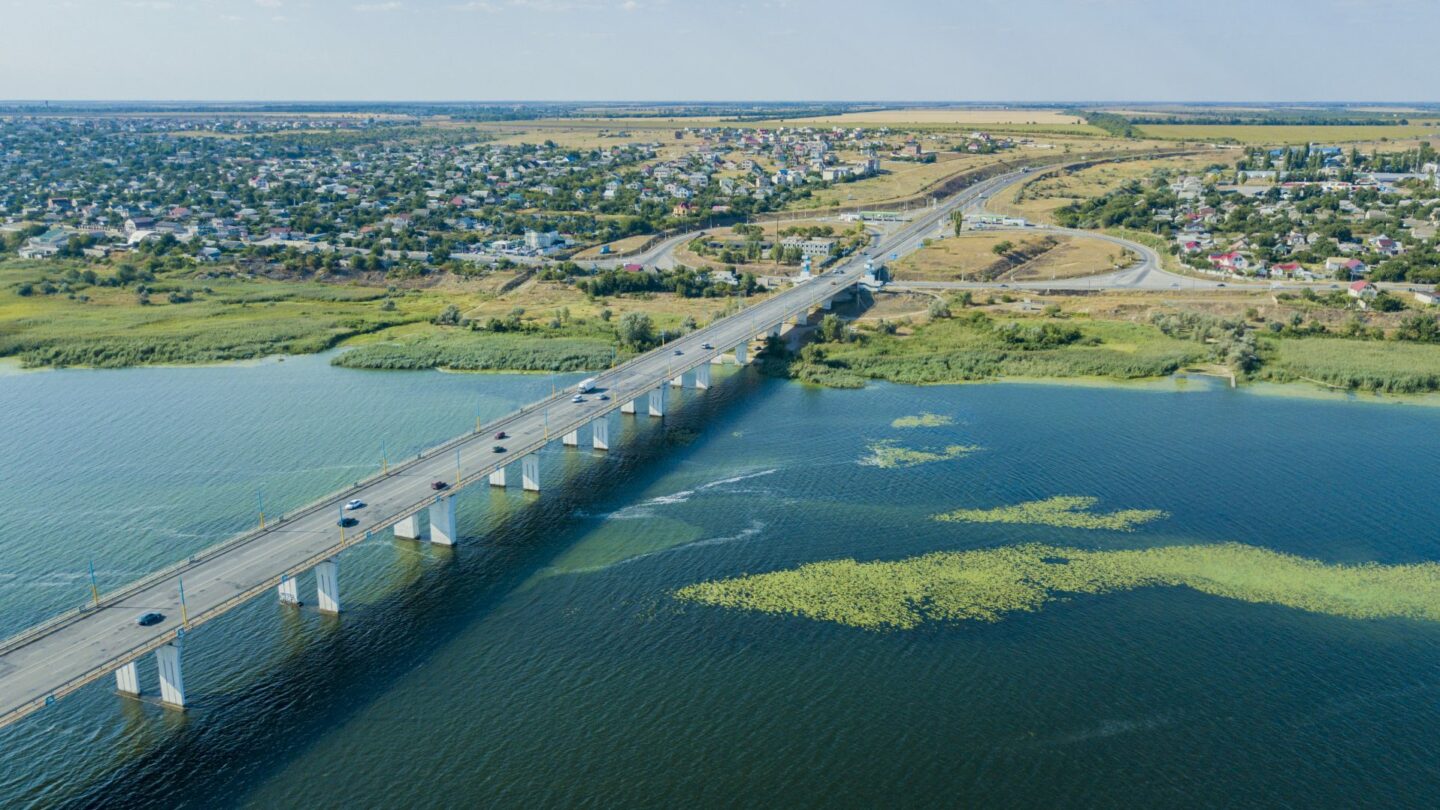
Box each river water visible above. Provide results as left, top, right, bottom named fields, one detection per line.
left=2, top=355, right=1439, bottom=808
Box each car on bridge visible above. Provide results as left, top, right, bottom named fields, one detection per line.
left=344, top=499, right=365, bottom=511
left=135, top=612, right=164, bottom=627
left=430, top=481, right=449, bottom=491
left=494, top=431, right=507, bottom=440
left=337, top=516, right=358, bottom=528
left=572, top=394, right=586, bottom=403
left=701, top=342, right=713, bottom=350
left=492, top=445, right=505, bottom=453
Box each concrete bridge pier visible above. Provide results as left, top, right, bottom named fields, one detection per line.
left=670, top=373, right=684, bottom=388
left=562, top=429, right=580, bottom=447
left=734, top=343, right=748, bottom=365
left=592, top=417, right=609, bottom=451
left=429, top=496, right=456, bottom=546
left=790, top=309, right=807, bottom=326
left=621, top=399, right=637, bottom=414
left=489, top=466, right=506, bottom=487
left=648, top=387, right=666, bottom=417
left=315, top=559, right=340, bottom=614
left=394, top=514, right=422, bottom=540
left=277, top=574, right=301, bottom=605
left=695, top=364, right=710, bottom=389
left=822, top=296, right=833, bottom=311
left=114, top=661, right=140, bottom=696
left=769, top=325, right=781, bottom=339
left=522, top=454, right=540, bottom=492
left=155, top=643, right=185, bottom=708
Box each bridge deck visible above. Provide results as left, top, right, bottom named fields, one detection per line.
left=0, top=167, right=1031, bottom=731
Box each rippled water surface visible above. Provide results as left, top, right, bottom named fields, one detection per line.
left=3, top=356, right=1440, bottom=808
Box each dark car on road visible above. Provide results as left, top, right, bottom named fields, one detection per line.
left=337, top=516, right=358, bottom=528
left=135, top=612, right=164, bottom=627
left=492, top=445, right=505, bottom=453
left=494, top=431, right=507, bottom=440
left=431, top=481, right=448, bottom=491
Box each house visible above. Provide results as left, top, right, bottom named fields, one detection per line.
left=1207, top=251, right=1248, bottom=271
left=1348, top=280, right=1378, bottom=300
left=524, top=230, right=559, bottom=250
left=622, top=263, right=645, bottom=273
left=1325, top=257, right=1367, bottom=277
left=17, top=229, right=70, bottom=259
left=125, top=216, right=156, bottom=235
left=1271, top=262, right=1303, bottom=279
left=1414, top=289, right=1440, bottom=307
left=780, top=236, right=838, bottom=259
left=1368, top=235, right=1402, bottom=256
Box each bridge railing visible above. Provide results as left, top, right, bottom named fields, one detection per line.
left=0, top=263, right=835, bottom=659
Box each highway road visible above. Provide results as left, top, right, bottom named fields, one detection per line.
left=0, top=164, right=1033, bottom=732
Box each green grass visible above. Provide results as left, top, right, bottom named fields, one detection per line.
left=331, top=328, right=619, bottom=372
left=860, top=440, right=981, bottom=469
left=1257, top=336, right=1440, bottom=393
left=784, top=314, right=1206, bottom=388
left=936, top=496, right=1168, bottom=532
left=676, top=542, right=1440, bottom=631
left=891, top=412, right=954, bottom=428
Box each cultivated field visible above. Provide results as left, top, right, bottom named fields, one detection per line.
left=783, top=109, right=1087, bottom=126
left=1136, top=123, right=1440, bottom=144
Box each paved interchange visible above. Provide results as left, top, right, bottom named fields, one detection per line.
left=0, top=165, right=1036, bottom=732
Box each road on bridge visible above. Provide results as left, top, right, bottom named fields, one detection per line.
left=0, top=165, right=1037, bottom=732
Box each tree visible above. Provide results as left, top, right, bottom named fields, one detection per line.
left=434, top=304, right=463, bottom=325
left=951, top=211, right=964, bottom=236
left=617, top=311, right=655, bottom=350
left=1396, top=313, right=1440, bottom=343
left=992, top=240, right=1014, bottom=257
left=817, top=313, right=847, bottom=342
left=927, top=298, right=951, bottom=319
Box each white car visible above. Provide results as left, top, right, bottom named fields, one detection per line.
left=572, top=394, right=585, bottom=403
left=344, top=499, right=365, bottom=510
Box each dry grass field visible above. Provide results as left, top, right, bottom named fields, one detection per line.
left=988, top=154, right=1234, bottom=224
left=891, top=233, right=1129, bottom=282
left=572, top=234, right=655, bottom=260
left=783, top=109, right=1087, bottom=126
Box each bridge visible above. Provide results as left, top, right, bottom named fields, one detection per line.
left=0, top=167, right=1034, bottom=731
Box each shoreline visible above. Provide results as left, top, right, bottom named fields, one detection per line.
left=12, top=349, right=1440, bottom=409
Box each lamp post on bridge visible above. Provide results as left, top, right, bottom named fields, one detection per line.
left=257, top=490, right=266, bottom=530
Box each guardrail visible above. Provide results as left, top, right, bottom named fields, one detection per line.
left=0, top=241, right=854, bottom=660
left=0, top=162, right=994, bottom=731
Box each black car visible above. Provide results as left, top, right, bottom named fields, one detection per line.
left=431, top=480, right=449, bottom=491
left=492, top=444, right=506, bottom=453
left=135, top=612, right=164, bottom=627
left=337, top=516, right=358, bottom=528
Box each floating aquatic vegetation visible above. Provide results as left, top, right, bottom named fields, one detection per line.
left=891, top=413, right=955, bottom=429
left=675, top=543, right=1440, bottom=631
left=861, top=440, right=981, bottom=469
left=936, top=496, right=1167, bottom=532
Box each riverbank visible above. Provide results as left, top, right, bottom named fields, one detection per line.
left=760, top=303, right=1440, bottom=396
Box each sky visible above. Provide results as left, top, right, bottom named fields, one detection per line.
left=2, top=0, right=1438, bottom=102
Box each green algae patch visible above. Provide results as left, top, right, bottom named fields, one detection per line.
left=891, top=413, right=955, bottom=429
left=936, top=496, right=1167, bottom=532
left=862, top=440, right=981, bottom=469
left=674, top=543, right=1440, bottom=631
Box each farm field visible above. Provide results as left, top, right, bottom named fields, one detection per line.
left=782, top=109, right=1088, bottom=126
left=1136, top=123, right=1440, bottom=144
